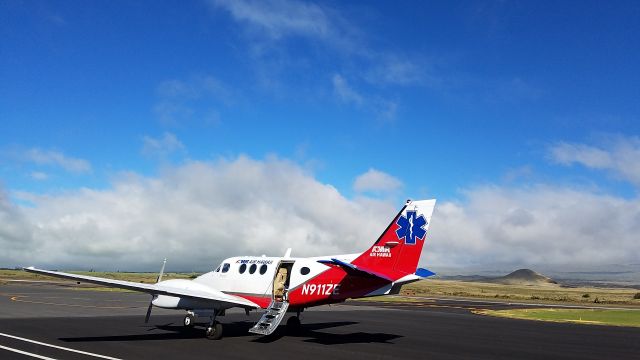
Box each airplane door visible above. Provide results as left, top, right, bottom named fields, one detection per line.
left=273, top=261, right=294, bottom=301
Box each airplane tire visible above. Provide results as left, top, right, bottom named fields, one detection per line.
left=286, top=316, right=301, bottom=334
left=206, top=322, right=223, bottom=340
left=184, top=314, right=194, bottom=328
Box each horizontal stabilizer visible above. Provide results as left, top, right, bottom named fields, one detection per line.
left=317, top=258, right=392, bottom=281
left=415, top=268, right=436, bottom=278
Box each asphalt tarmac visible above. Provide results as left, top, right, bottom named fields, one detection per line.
left=1, top=282, right=638, bottom=359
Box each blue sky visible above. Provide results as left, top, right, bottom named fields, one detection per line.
left=1, top=1, right=639, bottom=271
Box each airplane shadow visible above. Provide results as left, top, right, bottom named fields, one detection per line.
left=60, top=320, right=402, bottom=345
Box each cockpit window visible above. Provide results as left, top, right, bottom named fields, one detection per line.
left=222, top=263, right=230, bottom=273
left=215, top=265, right=221, bottom=272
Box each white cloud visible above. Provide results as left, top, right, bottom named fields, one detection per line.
left=22, top=148, right=91, bottom=174
left=332, top=74, right=363, bottom=106
left=549, top=136, right=640, bottom=186
left=142, top=132, right=185, bottom=157
left=4, top=152, right=640, bottom=272
left=211, top=0, right=334, bottom=41
left=427, top=185, right=640, bottom=268
left=0, top=189, right=35, bottom=264
left=0, top=157, right=395, bottom=271
left=211, top=0, right=417, bottom=122
left=550, top=142, right=612, bottom=168
left=353, top=168, right=402, bottom=193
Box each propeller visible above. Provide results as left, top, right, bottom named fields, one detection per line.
left=145, top=258, right=167, bottom=324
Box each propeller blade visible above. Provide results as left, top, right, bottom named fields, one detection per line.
left=156, top=258, right=167, bottom=283
left=144, top=300, right=153, bottom=323
left=146, top=258, right=166, bottom=323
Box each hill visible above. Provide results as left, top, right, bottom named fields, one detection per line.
left=491, top=269, right=558, bottom=286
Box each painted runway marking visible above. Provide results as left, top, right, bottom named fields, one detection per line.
left=0, top=344, right=59, bottom=360
left=0, top=332, right=123, bottom=360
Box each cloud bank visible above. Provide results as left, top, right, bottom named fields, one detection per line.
left=2, top=157, right=393, bottom=271
left=3, top=136, right=640, bottom=271
left=428, top=185, right=640, bottom=268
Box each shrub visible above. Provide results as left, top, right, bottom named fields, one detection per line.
left=582, top=293, right=590, bottom=298
left=633, top=293, right=640, bottom=300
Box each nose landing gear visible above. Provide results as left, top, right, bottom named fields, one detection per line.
left=183, top=313, right=195, bottom=328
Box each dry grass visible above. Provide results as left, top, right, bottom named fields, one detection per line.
left=0, top=269, right=198, bottom=284
left=400, top=279, right=640, bottom=306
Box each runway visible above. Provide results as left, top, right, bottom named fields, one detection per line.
left=1, top=282, right=638, bottom=359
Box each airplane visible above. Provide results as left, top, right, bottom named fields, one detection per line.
left=24, top=199, right=436, bottom=340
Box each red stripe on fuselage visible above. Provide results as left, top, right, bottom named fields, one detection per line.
left=227, top=293, right=272, bottom=309
left=227, top=267, right=391, bottom=309
left=287, top=266, right=390, bottom=307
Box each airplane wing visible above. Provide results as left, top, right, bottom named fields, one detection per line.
left=23, top=267, right=259, bottom=309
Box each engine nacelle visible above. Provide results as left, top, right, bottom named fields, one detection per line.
left=151, top=279, right=225, bottom=310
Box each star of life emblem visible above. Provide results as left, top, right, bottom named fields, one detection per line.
left=395, top=210, right=427, bottom=245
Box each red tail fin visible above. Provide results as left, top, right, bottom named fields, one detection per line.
left=352, top=199, right=436, bottom=281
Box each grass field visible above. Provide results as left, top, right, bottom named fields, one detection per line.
left=475, top=308, right=640, bottom=327
left=0, top=269, right=196, bottom=284
left=401, top=279, right=640, bottom=306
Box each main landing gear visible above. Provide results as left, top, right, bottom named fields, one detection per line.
left=205, top=310, right=224, bottom=340
left=183, top=310, right=224, bottom=340
left=206, top=322, right=223, bottom=340
left=286, top=309, right=303, bottom=335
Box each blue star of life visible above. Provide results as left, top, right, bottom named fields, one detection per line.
left=395, top=210, right=427, bottom=245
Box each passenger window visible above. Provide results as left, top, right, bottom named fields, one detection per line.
left=239, top=264, right=247, bottom=274
left=300, top=267, right=310, bottom=275
left=222, top=263, right=230, bottom=273
left=215, top=266, right=221, bottom=272
left=249, top=264, right=257, bottom=274
left=259, top=264, right=267, bottom=275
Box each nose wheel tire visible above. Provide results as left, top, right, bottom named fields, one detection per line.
left=205, top=321, right=223, bottom=340
left=184, top=314, right=194, bottom=328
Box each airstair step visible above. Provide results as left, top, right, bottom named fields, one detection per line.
left=249, top=299, right=290, bottom=336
